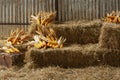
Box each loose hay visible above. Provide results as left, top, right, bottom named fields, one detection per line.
left=52, top=20, right=103, bottom=44
left=0, top=66, right=120, bottom=80
left=25, top=44, right=120, bottom=68
left=99, top=23, right=120, bottom=49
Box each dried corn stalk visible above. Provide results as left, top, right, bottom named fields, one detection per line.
left=33, top=28, right=66, bottom=49
left=7, top=28, right=30, bottom=45
left=29, top=11, right=56, bottom=37
left=2, top=11, right=65, bottom=51
left=0, top=42, right=20, bottom=54
left=30, top=11, right=56, bottom=26
left=28, top=11, right=66, bottom=49
left=105, top=11, right=120, bottom=23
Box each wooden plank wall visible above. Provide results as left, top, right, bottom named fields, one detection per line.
left=0, top=0, right=120, bottom=24
left=0, top=0, right=120, bottom=39
left=57, top=0, right=120, bottom=21
left=0, top=0, right=56, bottom=39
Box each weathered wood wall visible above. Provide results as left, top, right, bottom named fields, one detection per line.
left=57, top=0, right=120, bottom=21
left=0, top=0, right=56, bottom=24
left=0, top=0, right=56, bottom=39
left=0, top=0, right=120, bottom=39
left=0, top=0, right=120, bottom=23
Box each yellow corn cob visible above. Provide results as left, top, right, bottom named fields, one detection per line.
left=59, top=44, right=63, bottom=48
left=49, top=41, right=58, bottom=45
left=34, top=43, right=40, bottom=48
left=17, top=42, right=20, bottom=44
left=42, top=41, right=46, bottom=45
left=50, top=36, right=55, bottom=41
left=118, top=17, right=120, bottom=22
left=49, top=44, right=52, bottom=47
left=5, top=50, right=11, bottom=53
left=52, top=44, right=57, bottom=48
left=43, top=46, right=47, bottom=49
left=9, top=48, right=15, bottom=53
left=5, top=48, right=14, bottom=53
left=12, top=48, right=20, bottom=52
left=46, top=36, right=52, bottom=41
left=37, top=19, right=40, bottom=25
left=47, top=43, right=50, bottom=46
left=113, top=16, right=118, bottom=23
left=106, top=18, right=112, bottom=22
left=41, top=18, right=46, bottom=25
left=38, top=41, right=43, bottom=47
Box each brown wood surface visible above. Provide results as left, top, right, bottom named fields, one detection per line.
left=0, top=52, right=24, bottom=67
left=0, top=0, right=120, bottom=38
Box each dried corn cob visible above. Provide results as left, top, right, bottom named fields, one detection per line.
left=30, top=11, right=56, bottom=26
left=7, top=28, right=30, bottom=45
left=5, top=48, right=20, bottom=54
left=105, top=11, right=120, bottom=23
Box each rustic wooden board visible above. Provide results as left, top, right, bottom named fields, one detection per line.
left=0, top=0, right=120, bottom=38
left=0, top=0, right=120, bottom=22
left=0, top=52, right=24, bottom=67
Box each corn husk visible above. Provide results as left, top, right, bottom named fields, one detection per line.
left=105, top=11, right=120, bottom=23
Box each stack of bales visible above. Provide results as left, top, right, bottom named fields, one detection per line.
left=2, top=11, right=120, bottom=68
left=25, top=22, right=120, bottom=68
left=53, top=20, right=102, bottom=44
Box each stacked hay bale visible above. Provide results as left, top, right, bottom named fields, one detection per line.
left=25, top=44, right=99, bottom=68
left=99, top=23, right=120, bottom=49
left=25, top=44, right=120, bottom=68
left=25, top=21, right=120, bottom=68
left=98, top=22, right=120, bottom=66
left=23, top=11, right=120, bottom=68
left=53, top=20, right=102, bottom=44
left=24, top=19, right=104, bottom=68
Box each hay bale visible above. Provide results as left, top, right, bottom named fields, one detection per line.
left=25, top=45, right=98, bottom=68
left=25, top=44, right=120, bottom=68
left=102, top=49, right=120, bottom=66
left=52, top=20, right=102, bottom=44
left=84, top=44, right=120, bottom=66
left=0, top=40, right=6, bottom=47
left=99, top=23, right=120, bottom=49
left=14, top=44, right=29, bottom=52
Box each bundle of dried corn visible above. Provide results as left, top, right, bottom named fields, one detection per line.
left=28, top=11, right=66, bottom=49
left=0, top=42, right=20, bottom=54
left=4, top=11, right=65, bottom=50
left=104, top=11, right=120, bottom=23
left=7, top=28, right=30, bottom=45
left=29, top=11, right=56, bottom=36
left=33, top=27, right=66, bottom=49
left=30, top=11, right=56, bottom=26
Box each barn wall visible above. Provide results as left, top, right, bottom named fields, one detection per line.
left=0, top=0, right=120, bottom=39
left=0, top=0, right=56, bottom=39
left=0, top=0, right=120, bottom=23
left=57, top=0, right=120, bottom=21
left=0, top=0, right=56, bottom=24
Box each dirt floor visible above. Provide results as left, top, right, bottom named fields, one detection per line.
left=0, top=65, right=120, bottom=80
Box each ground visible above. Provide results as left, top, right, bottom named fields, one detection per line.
left=0, top=64, right=120, bottom=80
